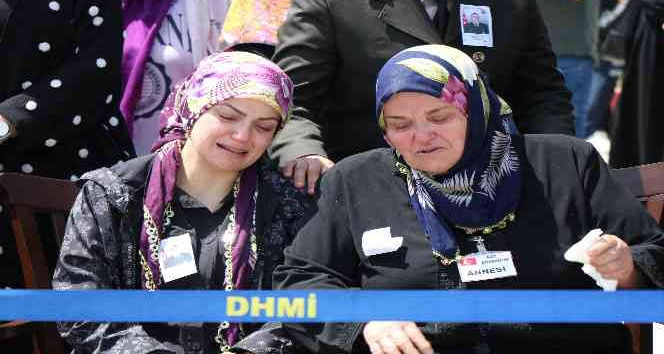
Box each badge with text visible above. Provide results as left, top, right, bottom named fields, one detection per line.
left=460, top=4, right=494, bottom=47
left=159, top=233, right=197, bottom=282
left=457, top=251, right=517, bottom=282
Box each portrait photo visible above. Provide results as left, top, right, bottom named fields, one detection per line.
left=460, top=4, right=494, bottom=47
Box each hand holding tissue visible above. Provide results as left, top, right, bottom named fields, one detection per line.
left=564, top=229, right=618, bottom=291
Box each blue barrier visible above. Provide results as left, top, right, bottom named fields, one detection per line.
left=1, top=290, right=664, bottom=323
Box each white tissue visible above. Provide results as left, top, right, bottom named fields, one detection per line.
left=361, top=227, right=403, bottom=257
left=564, top=228, right=618, bottom=291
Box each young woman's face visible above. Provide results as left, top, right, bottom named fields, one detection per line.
left=383, top=92, right=467, bottom=175
left=187, top=97, right=281, bottom=172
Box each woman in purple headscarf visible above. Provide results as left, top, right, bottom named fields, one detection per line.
left=53, top=51, right=315, bottom=354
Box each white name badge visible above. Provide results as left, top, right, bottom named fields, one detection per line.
left=159, top=233, right=197, bottom=282
left=460, top=4, right=494, bottom=47
left=457, top=251, right=517, bottom=282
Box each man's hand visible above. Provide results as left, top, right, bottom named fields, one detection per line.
left=281, top=155, right=334, bottom=194
left=363, top=321, right=433, bottom=354
left=587, top=234, right=640, bottom=288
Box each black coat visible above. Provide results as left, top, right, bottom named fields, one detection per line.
left=274, top=135, right=664, bottom=353
left=0, top=0, right=134, bottom=179
left=270, top=0, right=574, bottom=163
left=610, top=0, right=664, bottom=168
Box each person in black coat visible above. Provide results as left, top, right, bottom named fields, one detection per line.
left=0, top=2, right=136, bottom=351
left=610, top=0, right=664, bottom=168
left=273, top=45, right=664, bottom=354
left=269, top=0, right=574, bottom=194
left=0, top=0, right=135, bottom=295
left=0, top=0, right=134, bottom=179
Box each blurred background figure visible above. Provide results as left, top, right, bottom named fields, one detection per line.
left=220, top=0, right=292, bottom=51
left=584, top=0, right=630, bottom=162
left=609, top=0, right=664, bottom=168
left=121, top=0, right=293, bottom=156
left=120, top=0, right=231, bottom=155
left=0, top=0, right=134, bottom=286
left=0, top=0, right=134, bottom=183
left=538, top=0, right=600, bottom=140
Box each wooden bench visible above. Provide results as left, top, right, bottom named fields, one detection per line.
left=613, top=161, right=664, bottom=354
left=0, top=172, right=79, bottom=354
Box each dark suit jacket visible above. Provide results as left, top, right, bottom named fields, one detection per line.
left=270, top=0, right=574, bottom=163
left=464, top=22, right=490, bottom=34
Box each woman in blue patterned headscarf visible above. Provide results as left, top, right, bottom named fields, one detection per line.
left=376, top=44, right=521, bottom=262
left=274, top=44, right=664, bottom=354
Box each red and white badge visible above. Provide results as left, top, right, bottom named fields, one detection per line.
left=457, top=251, right=517, bottom=282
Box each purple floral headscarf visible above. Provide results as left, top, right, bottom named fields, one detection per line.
left=139, top=52, right=293, bottom=301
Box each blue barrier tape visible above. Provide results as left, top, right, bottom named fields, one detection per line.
left=1, top=290, right=663, bottom=323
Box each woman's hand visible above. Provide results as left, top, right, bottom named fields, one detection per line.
left=363, top=321, right=433, bottom=354
left=587, top=234, right=640, bottom=288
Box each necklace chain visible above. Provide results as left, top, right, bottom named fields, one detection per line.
left=214, top=179, right=258, bottom=353
left=140, top=177, right=257, bottom=353
left=140, top=203, right=174, bottom=290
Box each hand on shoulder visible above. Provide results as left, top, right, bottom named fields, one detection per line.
left=281, top=154, right=334, bottom=194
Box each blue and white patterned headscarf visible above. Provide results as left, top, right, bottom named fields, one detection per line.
left=376, top=45, right=521, bottom=258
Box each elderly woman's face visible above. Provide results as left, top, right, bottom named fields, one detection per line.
left=187, top=97, right=281, bottom=172
left=383, top=92, right=467, bottom=175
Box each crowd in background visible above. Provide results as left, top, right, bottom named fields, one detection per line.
left=1, top=0, right=661, bottom=189
left=538, top=0, right=664, bottom=166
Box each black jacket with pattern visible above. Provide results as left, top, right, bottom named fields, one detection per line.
left=52, top=154, right=316, bottom=353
